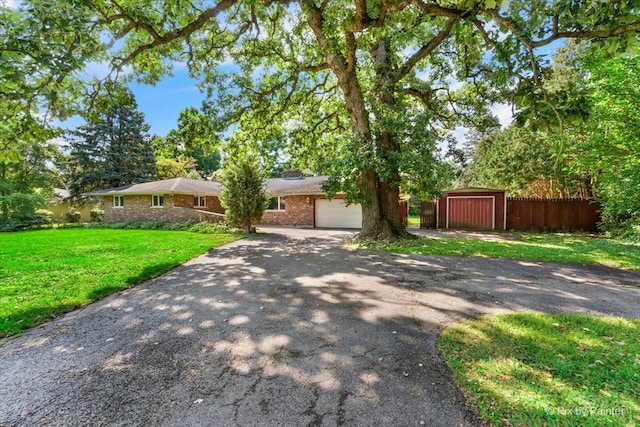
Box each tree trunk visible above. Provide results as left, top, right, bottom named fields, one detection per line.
left=357, top=168, right=410, bottom=241
left=304, top=8, right=410, bottom=241
left=355, top=37, right=411, bottom=241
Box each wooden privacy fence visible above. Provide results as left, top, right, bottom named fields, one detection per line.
left=399, top=200, right=409, bottom=226
left=506, top=198, right=601, bottom=232
left=420, top=201, right=437, bottom=228
left=420, top=198, right=601, bottom=232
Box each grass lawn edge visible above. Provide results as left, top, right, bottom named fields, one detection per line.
left=0, top=228, right=246, bottom=339
left=437, top=312, right=640, bottom=427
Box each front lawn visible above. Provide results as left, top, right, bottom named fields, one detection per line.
left=439, top=313, right=640, bottom=427
left=369, top=232, right=640, bottom=271
left=0, top=228, right=242, bottom=337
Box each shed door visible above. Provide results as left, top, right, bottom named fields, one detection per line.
left=447, top=197, right=494, bottom=230
left=315, top=199, right=362, bottom=228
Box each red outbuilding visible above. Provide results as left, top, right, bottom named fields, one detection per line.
left=436, top=188, right=507, bottom=230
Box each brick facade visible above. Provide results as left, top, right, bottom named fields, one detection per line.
left=173, top=194, right=224, bottom=214
left=101, top=193, right=338, bottom=227
left=103, top=194, right=223, bottom=223
left=261, top=195, right=315, bottom=227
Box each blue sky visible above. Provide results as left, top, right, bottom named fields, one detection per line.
left=129, top=68, right=205, bottom=136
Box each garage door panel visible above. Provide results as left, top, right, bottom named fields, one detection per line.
left=447, top=197, right=494, bottom=229
left=315, top=199, right=362, bottom=228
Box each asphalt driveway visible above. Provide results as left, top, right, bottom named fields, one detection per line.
left=2, top=228, right=639, bottom=426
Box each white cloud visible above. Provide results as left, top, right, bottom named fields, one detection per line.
left=492, top=102, right=513, bottom=128
left=1, top=0, right=19, bottom=9
left=83, top=61, right=133, bottom=79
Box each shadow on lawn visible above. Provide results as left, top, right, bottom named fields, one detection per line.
left=440, top=313, right=640, bottom=426
left=0, top=262, right=186, bottom=338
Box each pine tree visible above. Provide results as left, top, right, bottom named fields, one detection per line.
left=67, top=98, right=155, bottom=200
left=218, top=155, right=269, bottom=232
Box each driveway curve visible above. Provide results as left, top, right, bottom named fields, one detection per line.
left=2, top=228, right=639, bottom=426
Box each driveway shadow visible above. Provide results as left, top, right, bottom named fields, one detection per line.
left=1, top=229, right=639, bottom=426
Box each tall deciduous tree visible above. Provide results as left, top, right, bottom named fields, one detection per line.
left=66, top=91, right=155, bottom=200
left=156, top=107, right=221, bottom=178
left=3, top=0, right=639, bottom=239
left=571, top=53, right=640, bottom=235
left=218, top=154, right=269, bottom=232
left=155, top=155, right=201, bottom=180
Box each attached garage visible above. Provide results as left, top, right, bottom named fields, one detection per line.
left=437, top=188, right=506, bottom=230
left=315, top=199, right=362, bottom=229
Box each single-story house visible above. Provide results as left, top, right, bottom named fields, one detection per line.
left=84, top=176, right=364, bottom=228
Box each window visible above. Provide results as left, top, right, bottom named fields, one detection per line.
left=113, top=195, right=124, bottom=208
left=152, top=195, right=164, bottom=207
left=193, top=196, right=206, bottom=207
left=267, top=196, right=285, bottom=211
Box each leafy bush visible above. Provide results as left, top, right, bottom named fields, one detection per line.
left=188, top=221, right=231, bottom=234
left=0, top=193, right=50, bottom=231
left=36, top=209, right=53, bottom=224
left=90, top=208, right=104, bottom=222
left=84, top=220, right=239, bottom=235
left=65, top=210, right=82, bottom=223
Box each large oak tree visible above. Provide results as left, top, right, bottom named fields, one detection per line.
left=2, top=0, right=639, bottom=239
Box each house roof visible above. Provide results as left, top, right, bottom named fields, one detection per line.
left=445, top=187, right=506, bottom=195
left=84, top=176, right=328, bottom=197
left=54, top=188, right=70, bottom=199
left=84, top=178, right=222, bottom=196
left=265, top=176, right=327, bottom=195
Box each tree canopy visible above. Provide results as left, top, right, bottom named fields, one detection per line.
left=2, top=0, right=639, bottom=239
left=154, top=107, right=221, bottom=179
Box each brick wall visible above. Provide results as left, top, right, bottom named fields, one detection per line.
left=102, top=195, right=223, bottom=223
left=261, top=195, right=315, bottom=227
left=101, top=193, right=321, bottom=226
left=173, top=194, right=224, bottom=214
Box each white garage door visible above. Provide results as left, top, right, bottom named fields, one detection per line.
left=315, top=199, right=362, bottom=228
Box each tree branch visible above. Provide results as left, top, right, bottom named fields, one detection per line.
left=112, top=0, right=238, bottom=69
left=472, top=18, right=526, bottom=81
left=487, top=9, right=640, bottom=49
left=393, top=16, right=457, bottom=83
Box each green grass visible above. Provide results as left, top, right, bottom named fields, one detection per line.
left=438, top=313, right=640, bottom=427
left=408, top=215, right=420, bottom=227
left=0, top=228, right=242, bottom=337
left=369, top=232, right=640, bottom=271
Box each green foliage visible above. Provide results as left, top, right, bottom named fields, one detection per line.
left=188, top=221, right=234, bottom=235
left=84, top=220, right=239, bottom=234
left=155, top=155, right=202, bottom=180
left=477, top=44, right=640, bottom=236
left=157, top=107, right=222, bottom=178
left=0, top=192, right=49, bottom=231
left=469, top=126, right=592, bottom=198
left=66, top=89, right=156, bottom=200
left=0, top=228, right=242, bottom=336
left=0, top=139, right=63, bottom=194
left=64, top=210, right=81, bottom=223
left=4, top=0, right=639, bottom=239
left=439, top=314, right=640, bottom=427
left=85, top=221, right=193, bottom=231
left=89, top=208, right=104, bottom=222
left=35, top=209, right=53, bottom=223
left=570, top=53, right=640, bottom=238
left=218, top=154, right=270, bottom=232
